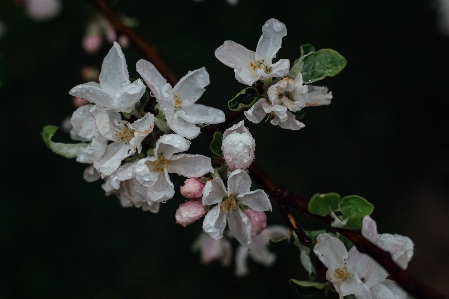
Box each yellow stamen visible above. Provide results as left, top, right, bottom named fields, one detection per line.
left=220, top=195, right=237, bottom=214
left=334, top=268, right=352, bottom=281
left=174, top=94, right=183, bottom=110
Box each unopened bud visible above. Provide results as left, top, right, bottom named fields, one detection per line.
left=82, top=33, right=102, bottom=54
left=72, top=96, right=89, bottom=107
left=222, top=121, right=255, bottom=170
left=244, top=210, right=267, bottom=236
left=105, top=28, right=117, bottom=43
left=180, top=178, right=205, bottom=199
left=175, top=199, right=206, bottom=227
left=118, top=35, right=129, bottom=48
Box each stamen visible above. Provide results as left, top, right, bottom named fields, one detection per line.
left=174, top=94, right=183, bottom=110
left=334, top=268, right=352, bottom=281
left=220, top=195, right=237, bottom=214
left=152, top=154, right=170, bottom=172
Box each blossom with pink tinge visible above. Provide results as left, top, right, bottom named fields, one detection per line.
left=244, top=210, right=267, bottom=236
left=25, top=0, right=61, bottom=21
left=222, top=121, right=255, bottom=170
left=82, top=33, right=102, bottom=54
left=175, top=199, right=206, bottom=227
left=193, top=233, right=232, bottom=267
left=180, top=178, right=205, bottom=199
left=72, top=96, right=89, bottom=108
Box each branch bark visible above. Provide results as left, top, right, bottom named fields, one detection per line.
left=89, top=1, right=448, bottom=298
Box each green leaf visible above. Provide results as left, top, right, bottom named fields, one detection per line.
left=291, top=110, right=305, bottom=120
left=301, top=49, right=347, bottom=84
left=308, top=193, right=341, bottom=216
left=305, top=230, right=327, bottom=244
left=289, top=279, right=328, bottom=297
left=210, top=132, right=223, bottom=157
left=228, top=87, right=260, bottom=111
left=340, top=195, right=374, bottom=229
left=41, top=126, right=88, bottom=159
left=301, top=44, right=316, bottom=56
left=269, top=235, right=289, bottom=246
left=299, top=246, right=317, bottom=281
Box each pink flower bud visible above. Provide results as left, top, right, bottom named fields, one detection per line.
left=82, top=33, right=102, bottom=54
left=222, top=121, right=255, bottom=170
left=244, top=210, right=267, bottom=236
left=72, top=96, right=89, bottom=108
left=180, top=178, right=205, bottom=199
left=175, top=199, right=206, bottom=227
left=25, top=0, right=61, bottom=21
left=105, top=28, right=117, bottom=43
left=118, top=35, right=129, bottom=49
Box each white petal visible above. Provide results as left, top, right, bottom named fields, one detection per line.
left=363, top=261, right=388, bottom=289
left=83, top=165, right=100, bottom=182
left=157, top=83, right=175, bottom=117
left=235, top=245, right=250, bottom=277
left=173, top=67, right=209, bottom=107
left=260, top=59, right=289, bottom=79
left=238, top=190, right=272, bottom=212
left=306, top=85, right=332, bottom=107
left=244, top=98, right=267, bottom=124
left=347, top=246, right=378, bottom=283
left=202, top=178, right=228, bottom=206
left=94, top=141, right=132, bottom=176
left=71, top=105, right=97, bottom=139
left=141, top=201, right=161, bottom=213
left=166, top=115, right=200, bottom=139
left=381, top=280, right=408, bottom=299
left=177, top=104, right=225, bottom=125
left=227, top=169, right=252, bottom=195
left=129, top=112, right=155, bottom=153
left=111, top=79, right=145, bottom=113
left=69, top=82, right=113, bottom=110
left=90, top=105, right=121, bottom=140
left=376, top=234, right=414, bottom=269
left=146, top=169, right=175, bottom=202
left=99, top=42, right=130, bottom=95
left=222, top=120, right=251, bottom=140
left=203, top=204, right=227, bottom=240
left=249, top=243, right=276, bottom=267
left=108, top=162, right=136, bottom=189
left=167, top=154, right=213, bottom=177
left=215, top=40, right=254, bottom=70
left=372, top=283, right=398, bottom=299
left=227, top=207, right=252, bottom=245
left=136, top=59, right=167, bottom=100
left=155, top=134, right=190, bottom=159
left=339, top=275, right=372, bottom=299
left=76, top=136, right=107, bottom=164
left=313, top=234, right=347, bottom=270
left=361, top=215, right=379, bottom=243
left=255, top=18, right=287, bottom=64
left=278, top=111, right=305, bottom=130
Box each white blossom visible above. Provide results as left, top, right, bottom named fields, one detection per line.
left=70, top=42, right=145, bottom=113
left=192, top=233, right=233, bottom=267
left=202, top=169, right=271, bottom=246
left=136, top=59, right=225, bottom=139
left=25, top=0, right=61, bottom=21
left=215, top=18, right=290, bottom=86
left=235, top=225, right=288, bottom=277
left=222, top=121, right=255, bottom=170
left=134, top=134, right=214, bottom=203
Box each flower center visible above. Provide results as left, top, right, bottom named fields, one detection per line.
left=174, top=94, right=183, bottom=110
left=334, top=267, right=352, bottom=281
left=249, top=59, right=272, bottom=74
left=114, top=125, right=134, bottom=144
left=152, top=154, right=170, bottom=172
left=220, top=195, right=237, bottom=214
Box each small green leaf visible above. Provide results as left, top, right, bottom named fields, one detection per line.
left=301, top=49, right=347, bottom=84
left=340, top=195, right=374, bottom=229
left=305, top=230, right=327, bottom=244
left=289, top=279, right=328, bottom=297
left=41, top=126, right=87, bottom=159
left=308, top=193, right=341, bottom=216
left=291, top=110, right=305, bottom=120
left=210, top=132, right=223, bottom=157
left=301, top=44, right=316, bottom=56
left=228, top=87, right=260, bottom=111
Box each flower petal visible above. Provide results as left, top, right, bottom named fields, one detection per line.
left=76, top=136, right=107, bottom=164
left=173, top=67, right=209, bottom=107
left=111, top=79, right=145, bottom=113
left=94, top=141, right=132, bottom=176
left=136, top=59, right=167, bottom=100
left=235, top=245, right=250, bottom=277
left=227, top=169, right=252, bottom=196
left=260, top=58, right=289, bottom=79
left=69, top=82, right=113, bottom=110
left=83, top=165, right=100, bottom=182
left=313, top=233, right=348, bottom=270
left=71, top=105, right=97, bottom=139
left=134, top=157, right=159, bottom=187
left=306, top=85, right=332, bottom=107
left=203, top=204, right=227, bottom=240
left=238, top=189, right=272, bottom=212
left=278, top=111, right=305, bottom=130
left=129, top=112, right=155, bottom=153
left=167, top=154, right=213, bottom=177
left=202, top=178, right=228, bottom=206
left=154, top=134, right=190, bottom=159
left=177, top=104, right=225, bottom=125
left=227, top=207, right=252, bottom=245
left=146, top=169, right=175, bottom=202
left=339, top=275, right=371, bottom=299
left=376, top=233, right=414, bottom=269
left=99, top=42, right=130, bottom=94
left=255, top=18, right=287, bottom=64
left=215, top=40, right=254, bottom=70
left=166, top=115, right=201, bottom=139
left=249, top=243, right=276, bottom=267
left=361, top=215, right=379, bottom=243
left=244, top=98, right=267, bottom=124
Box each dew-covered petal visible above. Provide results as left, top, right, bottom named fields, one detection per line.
left=371, top=283, right=397, bottom=299
left=172, top=67, right=209, bottom=107
left=203, top=204, right=227, bottom=240
left=238, top=190, right=272, bottom=212
left=259, top=58, right=290, bottom=79
left=177, top=104, right=225, bottom=125
left=141, top=201, right=160, bottom=213
left=129, top=112, right=155, bottom=153
left=134, top=157, right=159, bottom=187
left=94, top=141, right=132, bottom=176
left=202, top=178, right=228, bottom=206
left=71, top=105, right=97, bottom=139
left=278, top=111, right=305, bottom=130
left=108, top=162, right=136, bottom=189
left=83, top=165, right=100, bottom=182
left=313, top=234, right=347, bottom=270
left=146, top=169, right=175, bottom=202
left=99, top=42, right=130, bottom=95
left=244, top=98, right=267, bottom=124
left=157, top=83, right=175, bottom=117
left=361, top=216, right=379, bottom=243
left=166, top=116, right=200, bottom=139
left=339, top=275, right=372, bottom=299
left=69, top=82, right=113, bottom=110
left=89, top=105, right=122, bottom=140
left=227, top=169, right=252, bottom=196
left=215, top=40, right=254, bottom=70
left=376, top=234, right=414, bottom=269
left=381, top=280, right=408, bottom=299
left=227, top=207, right=252, bottom=245
left=262, top=101, right=288, bottom=122
left=154, top=133, right=190, bottom=159
left=111, top=79, right=145, bottom=113
left=255, top=18, right=287, bottom=64
left=235, top=245, right=250, bottom=277
left=306, top=85, right=332, bottom=107
left=222, top=120, right=251, bottom=139
left=136, top=59, right=167, bottom=100
left=347, top=246, right=377, bottom=283
left=76, top=136, right=107, bottom=164
left=167, top=154, right=213, bottom=177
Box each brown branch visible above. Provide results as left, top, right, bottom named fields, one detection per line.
left=89, top=1, right=448, bottom=298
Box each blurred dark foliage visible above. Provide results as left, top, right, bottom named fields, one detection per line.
left=1, top=0, right=449, bottom=298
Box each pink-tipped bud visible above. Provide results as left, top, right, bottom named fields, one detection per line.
left=175, top=199, right=206, bottom=227
left=80, top=66, right=100, bottom=81
left=72, top=96, right=89, bottom=107
left=118, top=35, right=129, bottom=48
left=244, top=210, right=267, bottom=236
left=25, top=0, right=61, bottom=21
left=222, top=121, right=255, bottom=171
left=105, top=28, right=117, bottom=43
left=180, top=178, right=205, bottom=199
left=82, top=33, right=102, bottom=54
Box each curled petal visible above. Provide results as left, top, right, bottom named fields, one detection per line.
left=146, top=169, right=175, bottom=202
left=227, top=169, right=252, bottom=196
left=306, top=85, right=332, bottom=107
left=94, top=141, right=132, bottom=176
left=177, top=104, right=225, bottom=125
left=361, top=216, right=379, bottom=243
left=99, top=42, right=130, bottom=94
left=227, top=207, right=252, bottom=245
left=235, top=245, right=250, bottom=277
left=238, top=190, right=272, bottom=212
left=173, top=67, right=210, bottom=107
left=71, top=105, right=97, bottom=139
left=166, top=116, right=201, bottom=139
left=134, top=157, right=159, bottom=187
left=203, top=204, right=227, bottom=240
left=202, top=178, right=228, bottom=206
left=136, top=59, right=167, bottom=100
left=154, top=134, right=190, bottom=159
left=76, top=136, right=107, bottom=164
left=168, top=154, right=213, bottom=178
left=278, top=111, right=305, bottom=130
left=313, top=234, right=348, bottom=271
left=255, top=18, right=287, bottom=64
left=244, top=99, right=267, bottom=124
left=83, top=165, right=100, bottom=182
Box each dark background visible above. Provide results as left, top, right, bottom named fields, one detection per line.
left=1, top=0, right=449, bottom=298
